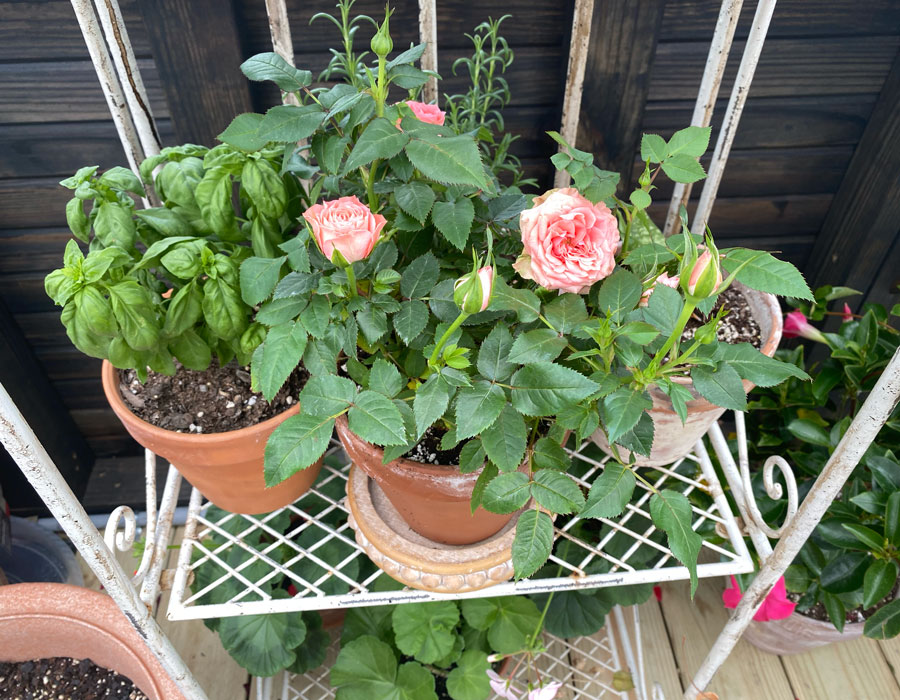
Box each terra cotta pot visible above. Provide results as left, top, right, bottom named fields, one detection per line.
left=0, top=583, right=186, bottom=700
left=591, top=284, right=783, bottom=466
left=102, top=360, right=322, bottom=514
left=741, top=610, right=864, bottom=655
left=335, top=414, right=516, bottom=545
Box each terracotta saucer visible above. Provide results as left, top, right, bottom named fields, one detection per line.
left=346, top=465, right=521, bottom=593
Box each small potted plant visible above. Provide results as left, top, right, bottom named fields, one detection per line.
left=45, top=143, right=323, bottom=514
left=223, top=3, right=598, bottom=587
left=732, top=290, right=900, bottom=652
left=517, top=130, right=813, bottom=471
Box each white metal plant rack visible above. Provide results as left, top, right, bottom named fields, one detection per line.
left=3, top=0, right=900, bottom=699
left=168, top=438, right=751, bottom=621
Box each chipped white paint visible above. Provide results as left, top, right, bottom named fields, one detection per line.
left=418, top=0, right=438, bottom=103
left=554, top=0, right=596, bottom=188
left=691, top=0, right=778, bottom=236
left=69, top=0, right=146, bottom=174
left=663, top=0, right=745, bottom=236
left=91, top=0, right=160, bottom=159
left=0, top=382, right=208, bottom=700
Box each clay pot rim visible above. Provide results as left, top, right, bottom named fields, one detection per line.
left=335, top=413, right=484, bottom=482
left=668, top=285, right=782, bottom=387
left=101, top=360, right=300, bottom=445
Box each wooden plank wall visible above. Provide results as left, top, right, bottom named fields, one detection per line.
left=0, top=0, right=898, bottom=460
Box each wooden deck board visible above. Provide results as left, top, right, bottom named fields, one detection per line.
left=658, top=579, right=795, bottom=699
left=780, top=635, right=900, bottom=700
left=637, top=598, right=685, bottom=699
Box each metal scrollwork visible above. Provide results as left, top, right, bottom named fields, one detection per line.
left=103, top=450, right=157, bottom=586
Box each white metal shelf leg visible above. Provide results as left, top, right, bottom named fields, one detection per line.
left=685, top=346, right=900, bottom=698
left=0, top=382, right=209, bottom=700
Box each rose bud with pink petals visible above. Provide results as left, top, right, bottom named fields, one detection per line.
left=454, top=265, right=494, bottom=314
left=783, top=310, right=827, bottom=343
left=639, top=272, right=680, bottom=307
left=514, top=188, right=620, bottom=294
left=302, top=195, right=386, bottom=265
left=683, top=249, right=723, bottom=299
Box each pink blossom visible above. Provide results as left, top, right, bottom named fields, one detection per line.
left=402, top=100, right=445, bottom=126
left=302, top=195, right=386, bottom=264
left=528, top=681, right=563, bottom=700
left=722, top=575, right=796, bottom=622
left=639, top=272, right=680, bottom=307
left=515, top=188, right=620, bottom=294
left=487, top=670, right=520, bottom=700
left=782, top=310, right=827, bottom=343
left=842, top=303, right=853, bottom=322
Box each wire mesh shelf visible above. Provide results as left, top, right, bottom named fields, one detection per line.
left=166, top=430, right=752, bottom=621
left=266, top=627, right=630, bottom=700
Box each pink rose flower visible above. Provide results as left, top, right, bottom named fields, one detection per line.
left=515, top=188, right=620, bottom=294
left=403, top=100, right=445, bottom=126
left=302, top=195, right=386, bottom=264
left=783, top=310, right=827, bottom=343
left=639, top=272, right=680, bottom=307
left=722, top=575, right=796, bottom=622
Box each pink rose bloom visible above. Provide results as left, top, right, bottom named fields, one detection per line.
left=404, top=100, right=445, bottom=126
left=639, top=272, right=680, bottom=307
left=783, top=310, right=826, bottom=343
left=302, top=195, right=386, bottom=264
left=722, top=575, right=796, bottom=622
left=515, top=188, right=620, bottom=294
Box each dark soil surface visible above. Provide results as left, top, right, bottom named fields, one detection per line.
left=788, top=582, right=899, bottom=624
left=404, top=424, right=465, bottom=465
left=119, top=360, right=308, bottom=434
left=682, top=286, right=762, bottom=349
left=0, top=657, right=147, bottom=699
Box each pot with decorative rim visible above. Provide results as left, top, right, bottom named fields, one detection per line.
left=101, top=361, right=322, bottom=514
left=591, top=284, right=783, bottom=467
left=335, top=414, right=516, bottom=545
left=0, top=583, right=186, bottom=700
left=741, top=610, right=864, bottom=655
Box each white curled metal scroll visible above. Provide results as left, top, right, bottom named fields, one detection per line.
left=103, top=450, right=158, bottom=586
left=734, top=411, right=799, bottom=539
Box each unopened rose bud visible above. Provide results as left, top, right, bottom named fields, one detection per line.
left=683, top=248, right=722, bottom=300
left=454, top=265, right=494, bottom=314
left=370, top=6, right=393, bottom=57
left=783, top=310, right=827, bottom=343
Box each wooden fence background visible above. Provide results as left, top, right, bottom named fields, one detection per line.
left=0, top=0, right=898, bottom=505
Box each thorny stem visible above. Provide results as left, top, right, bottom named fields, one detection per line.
left=429, top=311, right=469, bottom=367
left=649, top=300, right=697, bottom=374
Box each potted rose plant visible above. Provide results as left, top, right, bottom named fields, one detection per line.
left=45, top=144, right=323, bottom=514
